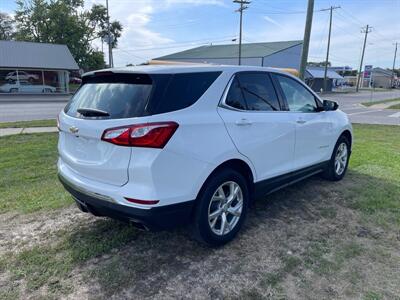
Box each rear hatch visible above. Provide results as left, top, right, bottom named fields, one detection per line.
left=58, top=70, right=222, bottom=186
left=58, top=72, right=156, bottom=186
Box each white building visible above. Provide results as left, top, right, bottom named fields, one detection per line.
left=0, top=41, right=79, bottom=94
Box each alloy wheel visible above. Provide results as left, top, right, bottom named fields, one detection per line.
left=334, top=142, right=348, bottom=175
left=208, top=181, right=243, bottom=236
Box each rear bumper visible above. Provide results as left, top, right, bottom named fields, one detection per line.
left=58, top=173, right=195, bottom=231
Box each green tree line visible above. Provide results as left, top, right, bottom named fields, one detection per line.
left=0, top=0, right=122, bottom=71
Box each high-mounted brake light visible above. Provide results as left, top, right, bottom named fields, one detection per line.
left=94, top=71, right=114, bottom=77
left=101, top=122, right=179, bottom=148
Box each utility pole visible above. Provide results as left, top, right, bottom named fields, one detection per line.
left=356, top=25, right=372, bottom=92
left=299, top=0, right=314, bottom=80
left=106, top=0, right=113, bottom=68
left=321, top=6, right=340, bottom=92
left=234, top=0, right=250, bottom=66
left=392, top=42, right=398, bottom=88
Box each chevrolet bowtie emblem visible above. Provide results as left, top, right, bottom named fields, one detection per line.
left=69, top=126, right=79, bottom=134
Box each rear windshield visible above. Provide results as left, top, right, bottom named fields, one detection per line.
left=64, top=71, right=221, bottom=119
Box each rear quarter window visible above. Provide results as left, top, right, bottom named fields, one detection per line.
left=150, top=72, right=222, bottom=114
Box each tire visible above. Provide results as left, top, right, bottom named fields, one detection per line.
left=322, top=135, right=350, bottom=181
left=10, top=88, right=18, bottom=93
left=192, top=168, right=249, bottom=246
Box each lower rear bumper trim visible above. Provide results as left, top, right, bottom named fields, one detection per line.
left=58, top=173, right=195, bottom=230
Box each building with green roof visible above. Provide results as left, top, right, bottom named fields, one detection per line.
left=155, top=40, right=303, bottom=69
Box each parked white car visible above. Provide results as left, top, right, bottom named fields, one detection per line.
left=5, top=71, right=40, bottom=82
left=0, top=81, right=56, bottom=93
left=58, top=65, right=352, bottom=246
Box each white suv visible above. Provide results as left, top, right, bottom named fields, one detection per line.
left=58, top=65, right=352, bottom=246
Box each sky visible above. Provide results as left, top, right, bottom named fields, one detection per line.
left=1, top=0, right=399, bottom=69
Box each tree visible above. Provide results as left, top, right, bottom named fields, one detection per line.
left=0, top=12, right=15, bottom=40
left=90, top=4, right=122, bottom=48
left=388, top=68, right=400, bottom=77
left=14, top=0, right=122, bottom=71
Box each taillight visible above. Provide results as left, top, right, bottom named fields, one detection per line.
left=101, top=122, right=179, bottom=148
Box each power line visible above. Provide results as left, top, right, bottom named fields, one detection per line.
left=117, top=36, right=238, bottom=52
left=339, top=8, right=396, bottom=43
left=234, top=0, right=250, bottom=65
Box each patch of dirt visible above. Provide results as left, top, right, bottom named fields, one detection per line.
left=1, top=175, right=399, bottom=299
left=0, top=205, right=93, bottom=255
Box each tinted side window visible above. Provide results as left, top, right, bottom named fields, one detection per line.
left=225, top=77, right=247, bottom=110
left=153, top=72, right=221, bottom=114
left=237, top=73, right=280, bottom=111
left=275, top=75, right=317, bottom=112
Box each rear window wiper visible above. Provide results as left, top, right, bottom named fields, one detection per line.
left=77, top=108, right=110, bottom=117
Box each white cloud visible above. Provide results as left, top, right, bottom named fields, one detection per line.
left=87, top=0, right=228, bottom=66
left=86, top=0, right=176, bottom=66
left=263, top=16, right=283, bottom=28
left=87, top=0, right=399, bottom=68
left=247, top=3, right=400, bottom=68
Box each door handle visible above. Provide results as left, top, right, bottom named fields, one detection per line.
left=296, top=119, right=307, bottom=124
left=235, top=118, right=252, bottom=126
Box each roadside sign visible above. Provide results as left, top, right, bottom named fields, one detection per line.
left=364, top=65, right=373, bottom=79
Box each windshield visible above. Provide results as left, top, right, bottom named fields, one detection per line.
left=65, top=83, right=152, bottom=119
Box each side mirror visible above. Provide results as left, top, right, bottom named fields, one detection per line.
left=323, top=100, right=339, bottom=111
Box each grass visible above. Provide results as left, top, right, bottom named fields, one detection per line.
left=347, top=124, right=400, bottom=228
left=0, top=133, right=71, bottom=213
left=0, top=124, right=399, bottom=299
left=0, top=119, right=57, bottom=129
left=386, top=103, right=400, bottom=110
left=361, top=97, right=400, bottom=107
left=2, top=220, right=138, bottom=296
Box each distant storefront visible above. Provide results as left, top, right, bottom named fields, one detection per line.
left=305, top=67, right=344, bottom=92
left=0, top=41, right=79, bottom=94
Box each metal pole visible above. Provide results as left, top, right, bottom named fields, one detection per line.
left=392, top=42, right=398, bottom=88
left=356, top=25, right=371, bottom=92
left=239, top=3, right=243, bottom=65
left=323, top=7, right=333, bottom=92
left=234, top=0, right=250, bottom=66
left=106, top=0, right=113, bottom=68
left=299, top=0, right=314, bottom=80
left=321, top=6, right=340, bottom=91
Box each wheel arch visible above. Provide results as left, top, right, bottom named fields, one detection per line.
left=340, top=129, right=352, bottom=150
left=195, top=158, right=256, bottom=206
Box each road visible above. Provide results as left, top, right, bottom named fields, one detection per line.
left=0, top=90, right=399, bottom=125
left=0, top=95, right=69, bottom=122
left=324, top=90, right=400, bottom=125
